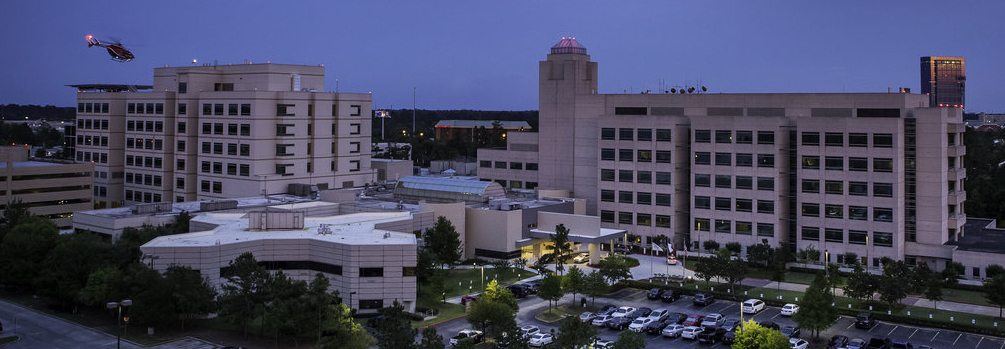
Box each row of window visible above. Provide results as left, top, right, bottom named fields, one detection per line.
left=482, top=179, right=540, bottom=190
left=201, top=123, right=251, bottom=136
left=77, top=102, right=110, bottom=114
left=695, top=152, right=774, bottom=167
left=801, top=203, right=894, bottom=221
left=694, top=218, right=775, bottom=237
left=125, top=190, right=162, bottom=203
left=202, top=103, right=251, bottom=116
left=695, top=130, right=775, bottom=145
left=801, top=180, right=893, bottom=197
left=77, top=118, right=108, bottom=130
left=801, top=156, right=893, bottom=172
left=127, top=120, right=164, bottom=133
left=599, top=190, right=672, bottom=206
left=93, top=185, right=107, bottom=198
left=600, top=128, right=673, bottom=142
left=199, top=180, right=224, bottom=194
left=200, top=161, right=252, bottom=177
left=800, top=227, right=893, bottom=247
left=76, top=151, right=107, bottom=163
left=76, top=135, right=108, bottom=147
left=198, top=142, right=251, bottom=156
left=600, top=210, right=674, bottom=228
left=275, top=104, right=363, bottom=117
left=127, top=102, right=165, bottom=115
left=601, top=148, right=673, bottom=163
left=600, top=169, right=672, bottom=184
left=126, top=155, right=163, bottom=169
left=480, top=161, right=540, bottom=171
left=694, top=197, right=775, bottom=213
left=126, top=138, right=164, bottom=151
left=125, top=173, right=163, bottom=187
left=694, top=174, right=775, bottom=191
left=801, top=132, right=893, bottom=148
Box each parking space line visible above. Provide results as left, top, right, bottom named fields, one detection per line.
left=977, top=337, right=984, bottom=349
left=909, top=328, right=918, bottom=339
left=846, top=323, right=855, bottom=330
left=886, top=326, right=898, bottom=336
left=772, top=313, right=780, bottom=319
left=952, top=333, right=962, bottom=346
left=999, top=338, right=1005, bottom=349
left=931, top=331, right=940, bottom=342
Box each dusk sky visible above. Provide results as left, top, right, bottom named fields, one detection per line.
left=2, top=1, right=1003, bottom=112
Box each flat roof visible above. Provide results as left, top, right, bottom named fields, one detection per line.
left=77, top=194, right=314, bottom=219
left=435, top=120, right=531, bottom=129
left=142, top=211, right=416, bottom=248
left=954, top=218, right=1005, bottom=254
left=0, top=161, right=63, bottom=168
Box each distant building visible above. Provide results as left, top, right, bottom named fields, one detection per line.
left=71, top=63, right=374, bottom=208
left=434, top=120, right=531, bottom=142
left=921, top=56, right=965, bottom=108
left=0, top=145, right=92, bottom=228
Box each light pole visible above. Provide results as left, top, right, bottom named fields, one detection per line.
left=106, top=299, right=132, bottom=349
left=348, top=291, right=357, bottom=315
left=866, top=236, right=871, bottom=271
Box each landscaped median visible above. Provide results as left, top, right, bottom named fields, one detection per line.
left=535, top=304, right=604, bottom=323
left=613, top=279, right=1005, bottom=337
left=412, top=266, right=537, bottom=328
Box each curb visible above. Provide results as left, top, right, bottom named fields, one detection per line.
left=417, top=314, right=468, bottom=330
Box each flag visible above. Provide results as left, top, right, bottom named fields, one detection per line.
left=668, top=243, right=677, bottom=257
left=651, top=242, right=664, bottom=253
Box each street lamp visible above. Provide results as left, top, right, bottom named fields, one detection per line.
left=106, top=299, right=132, bottom=349
left=348, top=291, right=357, bottom=315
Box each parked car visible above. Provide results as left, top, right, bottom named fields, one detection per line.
left=665, top=312, right=687, bottom=325
left=461, top=294, right=480, bottom=304
left=611, top=306, right=636, bottom=318
left=722, top=318, right=741, bottom=331
left=523, top=281, right=541, bottom=294
left=648, top=308, right=671, bottom=322
left=697, top=327, right=728, bottom=344
left=573, top=253, right=590, bottom=264
left=780, top=303, right=800, bottom=316
left=781, top=325, right=801, bottom=338
left=507, top=285, right=528, bottom=298
left=667, top=256, right=678, bottom=265
left=827, top=335, right=850, bottom=349
left=529, top=333, right=554, bottom=347
left=628, top=317, right=655, bottom=332
left=607, top=316, right=633, bottom=330
left=758, top=321, right=780, bottom=330
left=742, top=299, right=765, bottom=314
left=644, top=319, right=669, bottom=335
left=597, top=305, right=616, bottom=316
left=450, top=329, right=484, bottom=345
left=680, top=326, right=703, bottom=340
left=520, top=325, right=540, bottom=338
left=846, top=338, right=867, bottom=349
left=701, top=313, right=724, bottom=328
left=693, top=293, right=715, bottom=306
left=891, top=342, right=914, bottom=349
left=579, top=312, right=598, bottom=323
left=660, top=290, right=682, bottom=302
left=647, top=288, right=663, bottom=300
left=593, top=339, right=614, bottom=349
left=855, top=313, right=877, bottom=329
left=723, top=327, right=739, bottom=345
left=790, top=338, right=809, bottom=349
left=592, top=315, right=613, bottom=327
left=865, top=337, right=892, bottom=349
left=661, top=324, right=687, bottom=338
left=626, top=307, right=652, bottom=319
left=682, top=314, right=705, bottom=327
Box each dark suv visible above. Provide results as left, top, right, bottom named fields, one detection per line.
left=693, top=293, right=715, bottom=306
left=660, top=290, right=682, bottom=302
left=647, top=288, right=663, bottom=300
left=855, top=313, right=876, bottom=329
left=697, top=327, right=727, bottom=344
left=506, top=285, right=528, bottom=298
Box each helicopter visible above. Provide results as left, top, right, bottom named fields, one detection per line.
left=86, top=35, right=134, bottom=62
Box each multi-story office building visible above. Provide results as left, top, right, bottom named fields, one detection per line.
left=0, top=145, right=93, bottom=228
left=920, top=56, right=965, bottom=108
left=73, top=64, right=374, bottom=208
left=479, top=38, right=967, bottom=270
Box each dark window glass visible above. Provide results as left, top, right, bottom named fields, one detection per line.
left=849, top=206, right=868, bottom=220
left=825, top=228, right=843, bottom=243
left=849, top=157, right=868, bottom=171
left=825, top=156, right=843, bottom=170
left=359, top=268, right=383, bottom=277
left=601, top=148, right=615, bottom=161
left=757, top=131, right=774, bottom=145
left=637, top=128, right=652, bottom=141
left=601, top=128, right=616, bottom=140
left=757, top=177, right=774, bottom=191
left=874, top=183, right=893, bottom=197
left=636, top=192, right=652, bottom=205
left=802, top=132, right=820, bottom=146
left=802, top=203, right=820, bottom=217
left=758, top=154, right=774, bottom=168
left=849, top=182, right=868, bottom=196
left=619, top=170, right=633, bottom=183
left=694, top=130, right=711, bottom=143
left=736, top=221, right=753, bottom=235
left=655, top=194, right=671, bottom=206
left=715, top=219, right=731, bottom=233
left=736, top=153, right=753, bottom=167
left=618, top=191, right=633, bottom=203
left=601, top=210, right=615, bottom=223
left=655, top=215, right=671, bottom=228
left=825, top=204, right=843, bottom=218
left=637, top=150, right=652, bottom=162
left=736, top=131, right=753, bottom=144
left=801, top=227, right=819, bottom=241
left=873, top=158, right=893, bottom=172
left=825, top=132, right=843, bottom=146
left=735, top=199, right=752, bottom=212
left=619, top=149, right=633, bottom=161
left=694, top=196, right=710, bottom=209
left=619, top=128, right=633, bottom=141
left=802, top=156, right=820, bottom=169
left=600, top=169, right=615, bottom=181
left=873, top=134, right=893, bottom=148
left=757, top=200, right=774, bottom=214
left=655, top=172, right=671, bottom=185
left=715, top=153, right=731, bottom=166
left=618, top=212, right=633, bottom=224
left=824, top=180, right=843, bottom=194
left=655, top=151, right=672, bottom=163
left=874, top=208, right=893, bottom=222
left=736, top=176, right=753, bottom=189
left=694, top=152, right=710, bottom=165
left=757, top=223, right=774, bottom=237
left=656, top=129, right=672, bottom=142
left=637, top=171, right=652, bottom=184
left=695, top=219, right=710, bottom=232
left=715, top=130, right=732, bottom=143
left=873, top=232, right=893, bottom=247
left=849, top=133, right=868, bottom=147
left=695, top=174, right=710, bottom=187
left=715, top=197, right=731, bottom=211
left=715, top=175, right=731, bottom=188
left=600, top=190, right=615, bottom=202
left=849, top=231, right=868, bottom=245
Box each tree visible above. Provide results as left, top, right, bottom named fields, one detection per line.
left=612, top=330, right=646, bottom=349
left=554, top=317, right=597, bottom=349
left=731, top=320, right=790, bottom=349
left=375, top=301, right=417, bottom=349
left=564, top=266, right=586, bottom=307
left=0, top=216, right=59, bottom=287
left=792, top=274, right=838, bottom=338
left=843, top=265, right=878, bottom=302
left=914, top=263, right=943, bottom=310
left=984, top=275, right=1005, bottom=318
left=122, top=264, right=177, bottom=326
left=467, top=297, right=516, bottom=337
left=878, top=259, right=913, bottom=308
left=746, top=243, right=773, bottom=267
left=494, top=322, right=530, bottom=349
left=545, top=224, right=574, bottom=274
left=702, top=240, right=720, bottom=254
left=424, top=216, right=462, bottom=266
left=842, top=252, right=859, bottom=266
left=304, top=273, right=336, bottom=346
left=164, top=265, right=217, bottom=331
left=318, top=301, right=371, bottom=349
left=482, top=279, right=519, bottom=313
left=418, top=327, right=445, bottom=349
left=725, top=242, right=742, bottom=257
left=722, top=258, right=748, bottom=293
left=34, top=232, right=112, bottom=306
left=693, top=256, right=720, bottom=284
left=987, top=264, right=1005, bottom=279
left=582, top=271, right=608, bottom=306
left=78, top=265, right=124, bottom=307
left=217, top=252, right=269, bottom=338
left=597, top=255, right=632, bottom=284
left=537, top=273, right=564, bottom=312
left=0, top=198, right=32, bottom=239
left=942, top=261, right=965, bottom=286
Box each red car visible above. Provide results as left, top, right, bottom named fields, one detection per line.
left=682, top=315, right=705, bottom=327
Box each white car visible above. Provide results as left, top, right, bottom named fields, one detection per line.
left=661, top=324, right=687, bottom=338
left=742, top=299, right=765, bottom=314
left=592, top=314, right=613, bottom=326
left=449, top=329, right=484, bottom=345
left=790, top=338, right=809, bottom=349
left=846, top=338, right=867, bottom=349
left=648, top=308, right=671, bottom=322
left=520, top=325, right=540, bottom=338
left=701, top=313, right=724, bottom=328
left=667, top=256, right=678, bottom=265
left=529, top=333, right=554, bottom=347
left=780, top=303, right=800, bottom=316
left=573, top=253, right=590, bottom=264
left=611, top=306, right=636, bottom=318
left=681, top=326, right=703, bottom=340
left=593, top=339, right=614, bottom=349
left=628, top=317, right=655, bottom=332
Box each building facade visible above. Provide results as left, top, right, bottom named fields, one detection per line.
left=478, top=38, right=967, bottom=270
left=0, top=145, right=93, bottom=228
left=920, top=56, right=965, bottom=108
left=73, top=63, right=374, bottom=208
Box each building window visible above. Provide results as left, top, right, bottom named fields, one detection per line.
left=874, top=208, right=893, bottom=222
left=757, top=177, right=774, bottom=191
left=637, top=128, right=652, bottom=141
left=849, top=182, right=868, bottom=196
left=695, top=174, right=710, bottom=187
left=849, top=133, right=868, bottom=147
left=214, top=123, right=224, bottom=135
left=619, top=149, right=633, bottom=161
left=694, top=130, right=711, bottom=143
left=873, top=134, right=893, bottom=148
left=736, top=176, right=752, bottom=190
left=637, top=213, right=652, bottom=226
left=824, top=180, right=843, bottom=194
left=600, top=190, right=614, bottom=202
left=757, top=200, right=774, bottom=214
left=201, top=180, right=210, bottom=192
left=801, top=226, right=820, bottom=241
left=695, top=152, right=710, bottom=165
left=601, top=128, right=616, bottom=140
left=655, top=193, right=671, bottom=206
left=480, top=161, right=491, bottom=168
left=715, top=175, right=731, bottom=188
left=824, top=132, right=843, bottom=146
left=637, top=150, right=652, bottom=162
left=715, top=153, right=731, bottom=166
left=715, top=197, right=731, bottom=211
left=802, top=132, right=820, bottom=146
left=494, top=161, right=506, bottom=169
left=802, top=179, right=820, bottom=193
left=618, top=212, right=633, bottom=224
left=874, top=183, right=893, bottom=197
left=601, top=148, right=615, bottom=161
left=694, top=218, right=710, bottom=232
left=757, top=131, right=774, bottom=145
left=735, top=199, right=752, bottom=212
left=655, top=151, right=671, bottom=163
left=849, top=206, right=867, bottom=220
left=655, top=172, right=671, bottom=185
left=802, top=203, right=820, bottom=217
left=509, top=162, right=523, bottom=170
left=618, top=170, right=633, bottom=183
left=736, top=153, right=753, bottom=167
left=240, top=144, right=250, bottom=156
left=601, top=210, right=615, bottom=223
left=618, top=191, right=633, bottom=204
left=277, top=104, right=295, bottom=116
left=212, top=181, right=222, bottom=193
left=873, top=232, right=893, bottom=247
left=849, top=157, right=868, bottom=171
left=637, top=171, right=651, bottom=184
left=241, top=104, right=251, bottom=116
left=656, top=129, right=672, bottom=142
left=825, top=156, right=843, bottom=170
left=873, top=158, right=893, bottom=172
left=736, top=131, right=753, bottom=144
left=715, top=219, right=731, bottom=233
left=619, top=128, right=633, bottom=141
left=757, top=223, right=774, bottom=237
left=825, top=204, right=843, bottom=219
left=849, top=230, right=868, bottom=245
left=214, top=104, right=224, bottom=115
left=655, top=215, right=671, bottom=228
left=240, top=124, right=251, bottom=136
left=694, top=196, right=711, bottom=209
left=802, top=156, right=820, bottom=169
left=715, top=130, right=732, bottom=143
left=239, top=164, right=249, bottom=176
left=600, top=169, right=615, bottom=181
left=178, top=82, right=187, bottom=93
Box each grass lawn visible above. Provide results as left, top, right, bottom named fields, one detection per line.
left=535, top=304, right=594, bottom=323
left=435, top=267, right=535, bottom=299
left=413, top=300, right=467, bottom=328
left=940, top=288, right=993, bottom=307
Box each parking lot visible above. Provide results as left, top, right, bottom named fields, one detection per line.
left=433, top=287, right=1005, bottom=349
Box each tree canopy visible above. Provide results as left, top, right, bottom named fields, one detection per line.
left=424, top=216, right=462, bottom=266
left=792, top=273, right=838, bottom=338
left=731, top=320, right=790, bottom=349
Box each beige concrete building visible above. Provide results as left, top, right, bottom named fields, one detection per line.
left=73, top=63, right=374, bottom=208
left=478, top=38, right=974, bottom=272
left=0, top=145, right=92, bottom=228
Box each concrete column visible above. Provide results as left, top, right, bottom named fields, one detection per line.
left=532, top=243, right=541, bottom=261
left=589, top=243, right=600, bottom=265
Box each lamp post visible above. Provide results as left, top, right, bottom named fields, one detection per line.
left=825, top=249, right=831, bottom=295
left=106, top=299, right=132, bottom=349
left=348, top=291, right=357, bottom=315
